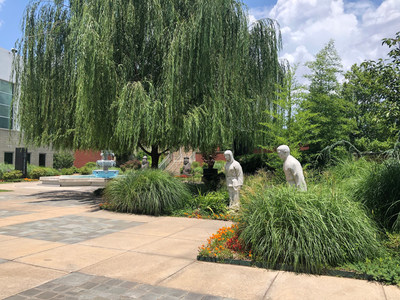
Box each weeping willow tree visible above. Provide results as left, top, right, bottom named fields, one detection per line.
left=13, top=0, right=284, bottom=167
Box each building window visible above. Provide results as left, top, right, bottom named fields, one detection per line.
left=0, top=79, right=13, bottom=129
left=4, top=152, right=13, bottom=164
left=39, top=153, right=46, bottom=167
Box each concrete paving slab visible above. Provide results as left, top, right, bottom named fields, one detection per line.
left=0, top=210, right=32, bottom=218
left=0, top=208, right=91, bottom=227
left=79, top=232, right=162, bottom=250
left=77, top=210, right=159, bottom=222
left=0, top=203, right=61, bottom=212
left=0, top=261, right=66, bottom=299
left=15, top=244, right=124, bottom=272
left=134, top=237, right=203, bottom=259
left=169, top=226, right=226, bottom=241
left=193, top=219, right=234, bottom=229
left=0, top=233, right=18, bottom=242
left=81, top=251, right=194, bottom=285
left=383, top=285, right=400, bottom=300
left=0, top=214, right=143, bottom=243
left=6, top=272, right=233, bottom=300
left=120, top=217, right=203, bottom=237
left=160, top=261, right=278, bottom=300
left=0, top=237, right=64, bottom=259
left=264, top=271, right=387, bottom=300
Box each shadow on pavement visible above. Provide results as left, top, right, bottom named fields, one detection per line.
left=25, top=190, right=102, bottom=210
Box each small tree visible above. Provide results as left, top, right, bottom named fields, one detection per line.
left=53, top=151, right=74, bottom=169
left=261, top=62, right=306, bottom=158
left=298, top=40, right=356, bottom=158
left=342, top=32, right=400, bottom=152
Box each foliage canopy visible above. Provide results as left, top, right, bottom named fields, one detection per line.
left=13, top=0, right=285, bottom=166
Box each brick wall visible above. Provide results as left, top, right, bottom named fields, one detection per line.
left=74, top=150, right=101, bottom=168
left=195, top=152, right=226, bottom=163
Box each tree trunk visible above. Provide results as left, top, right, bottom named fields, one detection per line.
left=150, top=145, right=160, bottom=168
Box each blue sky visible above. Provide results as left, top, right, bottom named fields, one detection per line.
left=0, top=0, right=398, bottom=78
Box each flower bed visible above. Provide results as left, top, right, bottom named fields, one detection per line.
left=198, top=224, right=251, bottom=260
left=197, top=225, right=399, bottom=286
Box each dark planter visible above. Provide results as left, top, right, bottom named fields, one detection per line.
left=202, top=168, right=219, bottom=190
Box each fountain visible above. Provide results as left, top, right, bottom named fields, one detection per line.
left=40, top=150, right=120, bottom=186
left=92, top=150, right=119, bottom=178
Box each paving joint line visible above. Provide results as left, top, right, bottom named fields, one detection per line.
left=381, top=284, right=388, bottom=300
left=6, top=259, right=70, bottom=274
left=262, top=270, right=281, bottom=299
left=128, top=249, right=198, bottom=261
left=155, top=260, right=197, bottom=286
left=7, top=241, right=68, bottom=260
left=75, top=249, right=131, bottom=272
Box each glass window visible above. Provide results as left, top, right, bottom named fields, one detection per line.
left=0, top=105, right=10, bottom=117
left=0, top=92, right=12, bottom=105
left=0, top=80, right=12, bottom=129
left=0, top=117, right=10, bottom=129
left=0, top=80, right=12, bottom=94
left=39, top=153, right=46, bottom=166
left=4, top=152, right=13, bottom=164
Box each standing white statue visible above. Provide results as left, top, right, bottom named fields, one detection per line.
left=277, top=145, right=307, bottom=191
left=224, top=150, right=244, bottom=209
left=141, top=156, right=150, bottom=169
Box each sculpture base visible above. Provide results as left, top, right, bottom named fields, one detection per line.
left=92, top=170, right=119, bottom=178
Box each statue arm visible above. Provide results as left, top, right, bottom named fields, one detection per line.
left=233, top=163, right=244, bottom=186
left=292, top=162, right=306, bottom=190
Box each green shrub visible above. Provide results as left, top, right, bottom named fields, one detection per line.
left=239, top=177, right=381, bottom=274
left=324, top=157, right=374, bottom=183
left=343, top=254, right=400, bottom=286
left=79, top=166, right=92, bottom=175
left=236, top=153, right=287, bottom=175
left=353, top=159, right=400, bottom=231
left=213, top=160, right=226, bottom=172
left=104, top=169, right=190, bottom=215
left=191, top=161, right=201, bottom=169
left=61, top=167, right=75, bottom=175
left=3, top=170, right=23, bottom=181
left=120, top=159, right=141, bottom=172
left=0, top=164, right=14, bottom=180
left=84, top=162, right=97, bottom=168
left=29, top=167, right=60, bottom=179
left=188, top=190, right=229, bottom=215
left=194, top=166, right=203, bottom=175
left=53, top=151, right=74, bottom=169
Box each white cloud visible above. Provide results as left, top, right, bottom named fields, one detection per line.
left=248, top=0, right=400, bottom=82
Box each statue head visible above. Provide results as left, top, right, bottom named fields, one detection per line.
left=277, top=145, right=290, bottom=160
left=224, top=150, right=234, bottom=163
left=142, top=156, right=148, bottom=162
left=183, top=157, right=189, bottom=165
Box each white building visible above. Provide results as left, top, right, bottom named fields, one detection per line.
left=0, top=47, right=54, bottom=167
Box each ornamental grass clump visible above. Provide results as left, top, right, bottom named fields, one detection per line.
left=104, top=169, right=190, bottom=215
left=353, top=159, right=400, bottom=231
left=239, top=181, right=381, bottom=274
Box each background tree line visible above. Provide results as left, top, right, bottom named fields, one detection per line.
left=264, top=32, right=400, bottom=167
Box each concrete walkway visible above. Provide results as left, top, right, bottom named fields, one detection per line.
left=0, top=182, right=398, bottom=300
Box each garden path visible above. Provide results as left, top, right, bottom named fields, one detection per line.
left=0, top=181, right=398, bottom=300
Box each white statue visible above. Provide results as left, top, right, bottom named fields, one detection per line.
left=224, top=150, right=244, bottom=209
left=141, top=156, right=149, bottom=169
left=277, top=145, right=307, bottom=191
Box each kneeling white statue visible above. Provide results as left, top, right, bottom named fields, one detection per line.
left=277, top=145, right=307, bottom=191
left=224, top=150, right=244, bottom=209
